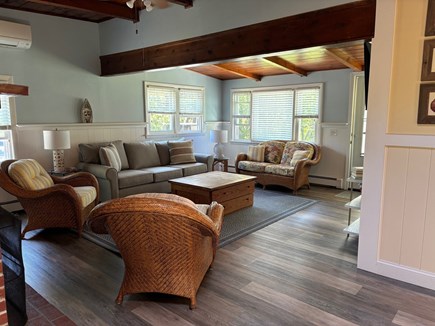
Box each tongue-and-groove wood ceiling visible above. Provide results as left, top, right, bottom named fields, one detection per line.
left=0, top=0, right=375, bottom=81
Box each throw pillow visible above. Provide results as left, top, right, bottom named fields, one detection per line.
left=124, top=142, right=161, bottom=169
left=99, top=143, right=122, bottom=171
left=168, top=140, right=196, bottom=164
left=247, top=145, right=265, bottom=162
left=290, top=150, right=311, bottom=167
left=262, top=141, right=285, bottom=164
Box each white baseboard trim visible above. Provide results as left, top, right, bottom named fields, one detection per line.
left=358, top=260, right=435, bottom=291
left=309, top=176, right=343, bottom=189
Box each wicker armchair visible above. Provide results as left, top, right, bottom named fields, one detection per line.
left=0, top=159, right=99, bottom=239
left=87, top=193, right=224, bottom=309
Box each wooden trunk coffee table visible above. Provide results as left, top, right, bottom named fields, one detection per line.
left=169, top=171, right=256, bottom=215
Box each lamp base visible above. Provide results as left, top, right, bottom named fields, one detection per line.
left=52, top=149, right=65, bottom=173
left=213, top=143, right=225, bottom=159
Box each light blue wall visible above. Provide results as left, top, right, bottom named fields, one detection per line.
left=0, top=8, right=101, bottom=124
left=0, top=0, right=357, bottom=124
left=222, top=70, right=352, bottom=123
left=99, top=0, right=357, bottom=55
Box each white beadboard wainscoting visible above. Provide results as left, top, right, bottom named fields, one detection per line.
left=380, top=146, right=435, bottom=275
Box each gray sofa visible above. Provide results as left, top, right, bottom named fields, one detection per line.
left=77, top=140, right=213, bottom=202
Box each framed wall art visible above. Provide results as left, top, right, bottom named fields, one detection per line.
left=421, top=39, right=435, bottom=80
left=426, top=0, right=435, bottom=36
left=418, top=83, right=435, bottom=124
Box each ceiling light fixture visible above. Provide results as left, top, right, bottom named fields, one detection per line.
left=126, top=0, right=154, bottom=11
left=126, top=0, right=135, bottom=8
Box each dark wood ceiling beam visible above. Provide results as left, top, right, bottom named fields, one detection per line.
left=26, top=0, right=139, bottom=22
left=100, top=0, right=375, bottom=76
left=262, top=56, right=307, bottom=76
left=213, top=64, right=262, bottom=81
left=324, top=48, right=363, bottom=71
left=0, top=84, right=29, bottom=96
left=168, top=0, right=193, bottom=8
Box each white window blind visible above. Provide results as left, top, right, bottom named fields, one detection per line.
left=0, top=96, right=11, bottom=127
left=179, top=88, right=203, bottom=114
left=146, top=86, right=176, bottom=113
left=251, top=89, right=294, bottom=141
left=295, top=88, right=320, bottom=117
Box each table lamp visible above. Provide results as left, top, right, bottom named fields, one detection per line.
left=210, top=129, right=228, bottom=159
left=43, top=129, right=71, bottom=173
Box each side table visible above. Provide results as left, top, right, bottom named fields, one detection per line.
left=212, top=158, right=229, bottom=172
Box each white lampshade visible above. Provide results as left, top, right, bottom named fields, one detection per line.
left=43, top=130, right=71, bottom=150
left=210, top=130, right=228, bottom=144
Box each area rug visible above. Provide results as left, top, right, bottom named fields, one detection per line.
left=82, top=188, right=316, bottom=251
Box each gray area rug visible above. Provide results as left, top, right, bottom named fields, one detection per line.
left=82, top=188, right=316, bottom=252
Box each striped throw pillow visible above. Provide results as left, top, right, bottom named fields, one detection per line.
left=168, top=140, right=196, bottom=164
left=247, top=145, right=265, bottom=162
left=99, top=143, right=122, bottom=171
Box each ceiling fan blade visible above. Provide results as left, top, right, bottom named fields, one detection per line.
left=126, top=0, right=136, bottom=8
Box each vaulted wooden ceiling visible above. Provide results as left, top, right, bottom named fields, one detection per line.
left=0, top=0, right=374, bottom=81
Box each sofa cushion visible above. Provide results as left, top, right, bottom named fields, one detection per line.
left=155, top=141, right=171, bottom=165
left=237, top=161, right=269, bottom=173
left=171, top=162, right=207, bottom=176
left=290, top=150, right=311, bottom=167
left=280, top=141, right=315, bottom=165
left=99, top=143, right=122, bottom=172
left=124, top=142, right=161, bottom=169
left=168, top=140, right=196, bottom=164
left=247, top=145, right=265, bottom=162
left=118, top=170, right=154, bottom=189
left=79, top=140, right=129, bottom=170
left=141, top=166, right=183, bottom=182
left=8, top=159, right=54, bottom=190
left=264, top=164, right=295, bottom=177
left=261, top=141, right=285, bottom=164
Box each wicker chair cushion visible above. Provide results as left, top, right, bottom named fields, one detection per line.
left=264, top=164, right=295, bottom=177
left=74, top=186, right=98, bottom=207
left=168, top=140, right=196, bottom=164
left=99, top=143, right=122, bottom=171
left=260, top=141, right=286, bottom=164
left=290, top=150, right=312, bottom=167
left=8, top=159, right=54, bottom=190
left=237, top=161, right=269, bottom=173
left=280, top=141, right=315, bottom=165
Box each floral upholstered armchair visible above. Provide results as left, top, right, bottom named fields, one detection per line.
left=235, top=140, right=321, bottom=193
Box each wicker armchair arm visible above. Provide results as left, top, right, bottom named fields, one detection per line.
left=53, top=172, right=98, bottom=188
left=235, top=153, right=248, bottom=173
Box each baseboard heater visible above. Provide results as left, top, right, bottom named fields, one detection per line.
left=309, top=175, right=343, bottom=188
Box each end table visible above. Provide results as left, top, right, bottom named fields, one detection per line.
left=212, top=158, right=229, bottom=172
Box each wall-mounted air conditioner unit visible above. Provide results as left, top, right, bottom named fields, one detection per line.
left=0, top=20, right=32, bottom=49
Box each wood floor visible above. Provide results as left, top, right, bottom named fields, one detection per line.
left=20, top=185, right=435, bottom=325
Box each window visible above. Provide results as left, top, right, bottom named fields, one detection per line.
left=145, top=83, right=204, bottom=135
left=231, top=84, right=322, bottom=143
left=0, top=95, right=14, bottom=161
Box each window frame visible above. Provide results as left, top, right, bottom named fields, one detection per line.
left=230, top=83, right=323, bottom=144
left=144, top=82, right=205, bottom=136
left=0, top=75, right=16, bottom=161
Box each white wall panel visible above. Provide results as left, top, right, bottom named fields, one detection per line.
left=421, top=151, right=435, bottom=273
left=380, top=147, right=408, bottom=263
left=381, top=146, right=435, bottom=274
left=400, top=148, right=431, bottom=268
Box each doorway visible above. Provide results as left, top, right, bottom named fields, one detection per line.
left=348, top=73, right=366, bottom=176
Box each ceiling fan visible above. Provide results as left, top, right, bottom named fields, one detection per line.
left=125, top=0, right=170, bottom=12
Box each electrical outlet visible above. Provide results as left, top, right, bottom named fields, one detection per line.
left=330, top=129, right=338, bottom=136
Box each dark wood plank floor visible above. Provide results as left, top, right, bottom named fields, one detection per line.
left=20, top=185, right=435, bottom=325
